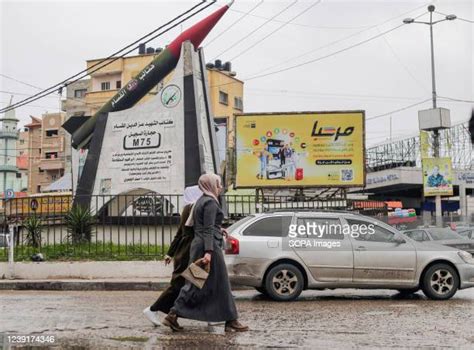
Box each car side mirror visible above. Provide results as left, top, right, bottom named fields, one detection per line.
left=392, top=235, right=405, bottom=245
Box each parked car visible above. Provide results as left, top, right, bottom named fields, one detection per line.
left=403, top=227, right=474, bottom=254
left=457, top=228, right=474, bottom=240
left=224, top=211, right=474, bottom=301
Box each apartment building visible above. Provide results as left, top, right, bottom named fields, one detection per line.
left=25, top=113, right=66, bottom=193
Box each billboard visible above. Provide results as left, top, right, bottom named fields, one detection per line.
left=422, top=157, right=454, bottom=196
left=235, top=111, right=365, bottom=188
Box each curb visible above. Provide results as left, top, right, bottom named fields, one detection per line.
left=0, top=280, right=169, bottom=291
left=0, top=280, right=252, bottom=291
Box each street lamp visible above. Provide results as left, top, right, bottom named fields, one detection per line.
left=402, top=5, right=457, bottom=109
left=403, top=5, right=457, bottom=223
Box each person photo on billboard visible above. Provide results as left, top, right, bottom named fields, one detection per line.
left=427, top=165, right=448, bottom=188
left=284, top=144, right=296, bottom=181
left=255, top=144, right=271, bottom=180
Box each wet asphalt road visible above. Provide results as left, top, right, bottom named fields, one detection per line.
left=1, top=289, right=474, bottom=349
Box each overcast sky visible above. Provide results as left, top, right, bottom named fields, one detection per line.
left=0, top=0, right=472, bottom=147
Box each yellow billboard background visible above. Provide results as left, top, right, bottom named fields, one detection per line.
left=235, top=112, right=365, bottom=188
left=422, top=157, right=453, bottom=196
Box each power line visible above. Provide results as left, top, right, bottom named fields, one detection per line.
left=247, top=88, right=426, bottom=102
left=204, top=0, right=264, bottom=47
left=213, top=0, right=298, bottom=60
left=378, top=27, right=429, bottom=93
left=0, top=90, right=57, bottom=100
left=366, top=98, right=431, bottom=121
left=438, top=96, right=474, bottom=103
left=207, top=19, right=421, bottom=89
left=0, top=74, right=43, bottom=90
left=0, top=87, right=103, bottom=108
left=228, top=0, right=322, bottom=61
left=218, top=2, right=372, bottom=30
left=0, top=1, right=212, bottom=114
left=244, top=22, right=407, bottom=81
left=252, top=2, right=430, bottom=76
left=0, top=101, right=62, bottom=111
left=435, top=11, right=474, bottom=23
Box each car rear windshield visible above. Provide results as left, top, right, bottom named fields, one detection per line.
left=429, top=228, right=463, bottom=241
left=227, top=215, right=255, bottom=234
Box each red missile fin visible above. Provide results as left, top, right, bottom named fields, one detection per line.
left=168, top=3, right=231, bottom=58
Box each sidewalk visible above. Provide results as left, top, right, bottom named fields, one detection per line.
left=0, top=278, right=252, bottom=291
left=0, top=278, right=171, bottom=291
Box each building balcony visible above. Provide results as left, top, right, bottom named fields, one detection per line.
left=42, top=138, right=64, bottom=150
left=85, top=90, right=117, bottom=108
left=0, top=164, right=18, bottom=172
left=40, top=159, right=65, bottom=170
left=0, top=130, right=19, bottom=139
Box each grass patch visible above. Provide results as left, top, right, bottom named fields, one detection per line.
left=0, top=241, right=168, bottom=261
left=109, top=336, right=149, bottom=342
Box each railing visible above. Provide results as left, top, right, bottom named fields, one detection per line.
left=0, top=194, right=390, bottom=262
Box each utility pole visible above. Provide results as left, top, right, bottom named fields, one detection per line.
left=404, top=5, right=457, bottom=225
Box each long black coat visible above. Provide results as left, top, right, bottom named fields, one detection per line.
left=149, top=207, right=194, bottom=314
left=171, top=195, right=238, bottom=322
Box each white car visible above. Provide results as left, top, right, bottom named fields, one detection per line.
left=224, top=211, right=474, bottom=301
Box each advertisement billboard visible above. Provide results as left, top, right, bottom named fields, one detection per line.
left=422, top=157, right=453, bottom=196
left=235, top=111, right=365, bottom=188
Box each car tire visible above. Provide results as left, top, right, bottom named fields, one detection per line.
left=254, top=287, right=267, bottom=295
left=264, top=263, right=304, bottom=301
left=397, top=287, right=420, bottom=295
left=421, top=263, right=459, bottom=300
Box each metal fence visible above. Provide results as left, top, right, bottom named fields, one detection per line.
left=0, top=193, right=390, bottom=261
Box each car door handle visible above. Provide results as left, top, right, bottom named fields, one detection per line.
left=355, top=246, right=367, bottom=251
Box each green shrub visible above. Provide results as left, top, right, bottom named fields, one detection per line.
left=64, top=205, right=95, bottom=244
left=23, top=215, right=42, bottom=248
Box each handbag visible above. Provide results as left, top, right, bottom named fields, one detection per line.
left=181, top=258, right=210, bottom=289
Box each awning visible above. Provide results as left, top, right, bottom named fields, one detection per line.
left=353, top=200, right=386, bottom=209
left=45, top=173, right=72, bottom=192
left=385, top=201, right=403, bottom=209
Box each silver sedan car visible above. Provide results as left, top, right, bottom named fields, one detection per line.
left=224, top=211, right=474, bottom=301
left=403, top=228, right=474, bottom=254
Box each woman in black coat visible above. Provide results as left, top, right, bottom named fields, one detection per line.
left=163, top=173, right=248, bottom=332
left=143, top=203, right=196, bottom=327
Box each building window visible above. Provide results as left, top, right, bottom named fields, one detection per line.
left=37, top=185, right=41, bottom=192
left=51, top=174, right=57, bottom=181
left=74, top=89, right=87, bottom=98
left=16, top=173, right=21, bottom=179
left=19, top=151, right=24, bottom=155
left=46, top=129, right=58, bottom=137
left=39, top=148, right=41, bottom=155
left=101, top=82, right=111, bottom=91
left=19, top=139, right=25, bottom=145
left=234, top=96, right=243, bottom=111
left=116, top=81, right=122, bottom=89
left=45, top=152, right=58, bottom=159
left=39, top=168, right=44, bottom=173
left=219, top=91, right=228, bottom=105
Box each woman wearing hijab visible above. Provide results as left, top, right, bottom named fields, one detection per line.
left=163, top=173, right=248, bottom=332
left=143, top=186, right=202, bottom=327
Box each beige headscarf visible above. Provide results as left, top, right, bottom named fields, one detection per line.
left=185, top=173, right=222, bottom=227
left=198, top=173, right=222, bottom=202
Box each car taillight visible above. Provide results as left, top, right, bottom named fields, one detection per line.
left=225, top=235, right=239, bottom=255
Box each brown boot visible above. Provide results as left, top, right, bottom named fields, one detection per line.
left=162, top=311, right=183, bottom=331
left=225, top=320, right=249, bottom=332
